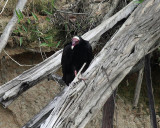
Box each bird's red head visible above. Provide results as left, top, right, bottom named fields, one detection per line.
left=71, top=36, right=80, bottom=49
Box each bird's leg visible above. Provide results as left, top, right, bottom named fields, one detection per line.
left=74, top=70, right=86, bottom=81
left=74, top=70, right=77, bottom=76
left=78, top=73, right=87, bottom=81
left=72, top=63, right=87, bottom=85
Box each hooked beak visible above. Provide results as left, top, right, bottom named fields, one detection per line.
left=71, top=42, right=76, bottom=49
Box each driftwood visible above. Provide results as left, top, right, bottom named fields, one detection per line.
left=0, top=1, right=138, bottom=107
left=29, top=0, right=160, bottom=127
left=0, top=0, right=28, bottom=54
left=145, top=54, right=157, bottom=128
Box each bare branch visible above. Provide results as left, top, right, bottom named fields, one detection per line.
left=56, top=9, right=88, bottom=15
left=0, top=0, right=9, bottom=15
left=133, top=66, right=144, bottom=108
left=3, top=50, right=36, bottom=67
left=0, top=0, right=28, bottom=54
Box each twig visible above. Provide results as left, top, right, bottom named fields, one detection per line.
left=38, top=38, right=45, bottom=60
left=0, top=0, right=9, bottom=15
left=3, top=49, right=36, bottom=67
left=37, top=30, right=47, bottom=60
left=56, top=9, right=88, bottom=15
left=116, top=94, right=125, bottom=103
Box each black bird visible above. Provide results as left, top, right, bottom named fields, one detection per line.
left=61, top=36, right=93, bottom=86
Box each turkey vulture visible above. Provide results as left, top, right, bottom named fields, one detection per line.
left=61, top=36, right=93, bottom=85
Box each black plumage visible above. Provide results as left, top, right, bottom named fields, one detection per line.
left=61, top=36, right=93, bottom=85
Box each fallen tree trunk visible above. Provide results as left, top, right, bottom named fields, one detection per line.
left=0, top=1, right=138, bottom=107
left=36, top=0, right=160, bottom=127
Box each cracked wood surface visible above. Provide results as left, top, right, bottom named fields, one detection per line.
left=0, top=1, right=138, bottom=107
left=37, top=0, right=160, bottom=127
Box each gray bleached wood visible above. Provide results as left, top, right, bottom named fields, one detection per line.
left=38, top=0, right=160, bottom=127
left=0, top=50, right=62, bottom=107
left=0, top=0, right=28, bottom=54
left=0, top=1, right=138, bottom=107
left=133, top=67, right=144, bottom=108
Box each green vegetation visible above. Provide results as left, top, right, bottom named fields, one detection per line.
left=13, top=0, right=65, bottom=50
left=134, top=0, right=144, bottom=4
left=12, top=0, right=93, bottom=50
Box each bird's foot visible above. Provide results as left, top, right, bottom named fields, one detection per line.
left=78, top=75, right=87, bottom=81
left=74, top=70, right=77, bottom=76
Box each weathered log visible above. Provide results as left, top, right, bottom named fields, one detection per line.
left=35, top=0, right=160, bottom=127
left=0, top=50, right=62, bottom=107
left=0, top=1, right=138, bottom=107
left=0, top=0, right=28, bottom=54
